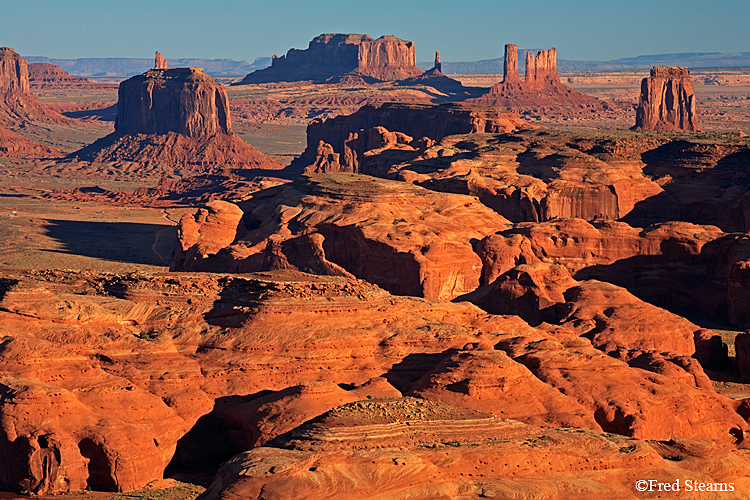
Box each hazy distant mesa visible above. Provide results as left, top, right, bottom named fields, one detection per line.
left=25, top=50, right=750, bottom=78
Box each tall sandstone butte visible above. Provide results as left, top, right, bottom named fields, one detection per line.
left=0, top=47, right=65, bottom=125
left=72, top=66, right=281, bottom=170
left=235, top=33, right=422, bottom=84
left=634, top=66, right=699, bottom=131
left=115, top=67, right=231, bottom=137
left=471, top=44, right=602, bottom=109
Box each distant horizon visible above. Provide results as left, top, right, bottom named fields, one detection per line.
left=23, top=49, right=750, bottom=65
left=2, top=0, right=748, bottom=64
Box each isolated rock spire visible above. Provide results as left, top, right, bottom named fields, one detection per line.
left=154, top=51, right=167, bottom=69
left=503, top=44, right=521, bottom=85
left=634, top=66, right=699, bottom=131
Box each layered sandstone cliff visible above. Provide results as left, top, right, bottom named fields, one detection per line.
left=0, top=47, right=67, bottom=125
left=634, top=66, right=700, bottom=131
left=289, top=102, right=534, bottom=174
left=115, top=67, right=231, bottom=137
left=235, top=33, right=422, bottom=84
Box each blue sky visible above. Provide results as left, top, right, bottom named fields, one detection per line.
left=2, top=0, right=748, bottom=62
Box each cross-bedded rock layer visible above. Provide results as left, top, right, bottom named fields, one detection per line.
left=0, top=270, right=747, bottom=495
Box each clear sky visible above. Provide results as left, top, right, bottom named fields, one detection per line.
left=2, top=0, right=748, bottom=62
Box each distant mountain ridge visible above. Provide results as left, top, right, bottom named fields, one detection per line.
left=24, top=51, right=750, bottom=79
left=25, top=56, right=273, bottom=78
left=417, top=51, right=750, bottom=74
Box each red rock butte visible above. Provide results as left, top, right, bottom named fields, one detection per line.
left=235, top=33, right=423, bottom=84
left=634, top=66, right=700, bottom=131
left=470, top=43, right=604, bottom=109
left=115, top=67, right=231, bottom=137
left=71, top=66, right=281, bottom=170
left=0, top=47, right=67, bottom=125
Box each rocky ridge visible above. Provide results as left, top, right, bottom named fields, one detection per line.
left=289, top=102, right=535, bottom=175
left=27, top=62, right=94, bottom=89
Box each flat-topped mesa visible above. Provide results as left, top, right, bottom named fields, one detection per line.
left=634, top=66, right=700, bottom=131
left=154, top=51, right=167, bottom=69
left=115, top=67, right=231, bottom=137
left=235, top=33, right=422, bottom=84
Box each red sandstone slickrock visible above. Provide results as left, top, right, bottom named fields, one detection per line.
left=0, top=271, right=748, bottom=495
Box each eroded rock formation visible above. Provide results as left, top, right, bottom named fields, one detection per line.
left=290, top=102, right=534, bottom=174
left=470, top=218, right=750, bottom=328
left=155, top=51, right=167, bottom=69
left=1, top=270, right=747, bottom=495
left=0, top=124, right=61, bottom=157
left=470, top=44, right=609, bottom=112
left=0, top=47, right=67, bottom=125
left=203, top=399, right=750, bottom=499
left=634, top=66, right=700, bottom=131
left=70, top=66, right=281, bottom=171
left=172, top=173, right=512, bottom=300
left=235, top=33, right=422, bottom=84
